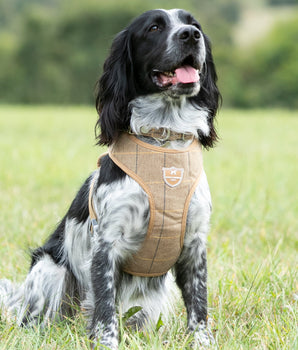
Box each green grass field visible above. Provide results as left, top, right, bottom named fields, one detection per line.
left=0, top=106, right=297, bottom=349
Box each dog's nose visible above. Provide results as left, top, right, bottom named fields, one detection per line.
left=178, top=26, right=201, bottom=44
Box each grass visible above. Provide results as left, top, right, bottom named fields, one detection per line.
left=0, top=106, right=297, bottom=349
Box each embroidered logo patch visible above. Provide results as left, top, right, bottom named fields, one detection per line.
left=162, top=167, right=184, bottom=187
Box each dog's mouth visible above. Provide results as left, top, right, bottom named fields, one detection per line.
left=151, top=57, right=201, bottom=89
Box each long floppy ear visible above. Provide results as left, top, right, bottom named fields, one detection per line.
left=192, top=34, right=221, bottom=149
left=95, top=29, right=135, bottom=146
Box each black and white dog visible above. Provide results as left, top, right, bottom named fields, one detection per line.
left=0, top=9, right=220, bottom=349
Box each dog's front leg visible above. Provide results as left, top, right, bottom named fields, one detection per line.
left=175, top=238, right=214, bottom=347
left=88, top=239, right=119, bottom=350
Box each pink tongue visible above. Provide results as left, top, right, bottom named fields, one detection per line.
left=175, top=66, right=199, bottom=84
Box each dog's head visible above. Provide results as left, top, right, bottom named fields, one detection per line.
left=96, top=9, right=220, bottom=148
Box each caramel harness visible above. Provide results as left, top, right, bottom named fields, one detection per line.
left=89, top=133, right=203, bottom=277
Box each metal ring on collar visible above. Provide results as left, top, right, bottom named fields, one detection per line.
left=159, top=128, right=171, bottom=141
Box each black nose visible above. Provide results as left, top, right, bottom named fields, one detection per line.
left=178, top=26, right=201, bottom=44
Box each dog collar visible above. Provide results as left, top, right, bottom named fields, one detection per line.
left=129, top=127, right=194, bottom=142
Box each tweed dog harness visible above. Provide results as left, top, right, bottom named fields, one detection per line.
left=89, top=133, right=203, bottom=277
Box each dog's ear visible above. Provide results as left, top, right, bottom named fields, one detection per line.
left=95, top=29, right=135, bottom=146
left=192, top=34, right=221, bottom=149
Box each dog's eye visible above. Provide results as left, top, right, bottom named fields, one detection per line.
left=149, top=25, right=159, bottom=32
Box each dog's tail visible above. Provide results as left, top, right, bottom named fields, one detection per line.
left=1, top=255, right=83, bottom=326
left=0, top=279, right=24, bottom=322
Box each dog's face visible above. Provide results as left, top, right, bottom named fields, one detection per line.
left=96, top=9, right=220, bottom=147
left=130, top=9, right=206, bottom=98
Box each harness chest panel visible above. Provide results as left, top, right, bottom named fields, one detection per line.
left=109, top=133, right=203, bottom=277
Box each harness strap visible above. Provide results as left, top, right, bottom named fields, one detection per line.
left=88, top=152, right=108, bottom=234
left=88, top=175, right=98, bottom=234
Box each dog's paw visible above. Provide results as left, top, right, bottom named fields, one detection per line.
left=90, top=332, right=118, bottom=350
left=90, top=339, right=118, bottom=350
left=191, top=320, right=215, bottom=348
left=193, top=329, right=214, bottom=348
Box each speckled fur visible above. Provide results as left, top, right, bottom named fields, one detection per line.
left=0, top=8, right=220, bottom=349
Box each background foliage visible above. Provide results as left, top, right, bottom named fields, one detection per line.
left=0, top=0, right=297, bottom=107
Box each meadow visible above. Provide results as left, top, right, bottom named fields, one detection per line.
left=0, top=106, right=297, bottom=349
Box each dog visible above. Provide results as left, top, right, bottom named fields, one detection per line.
left=0, top=9, right=220, bottom=349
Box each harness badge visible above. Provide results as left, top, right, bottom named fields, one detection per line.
left=162, top=167, right=184, bottom=187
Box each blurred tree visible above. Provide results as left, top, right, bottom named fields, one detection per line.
left=268, top=0, right=298, bottom=5
left=1, top=0, right=296, bottom=108
left=1, top=0, right=229, bottom=104
left=0, top=2, right=137, bottom=103
left=230, top=16, right=298, bottom=108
